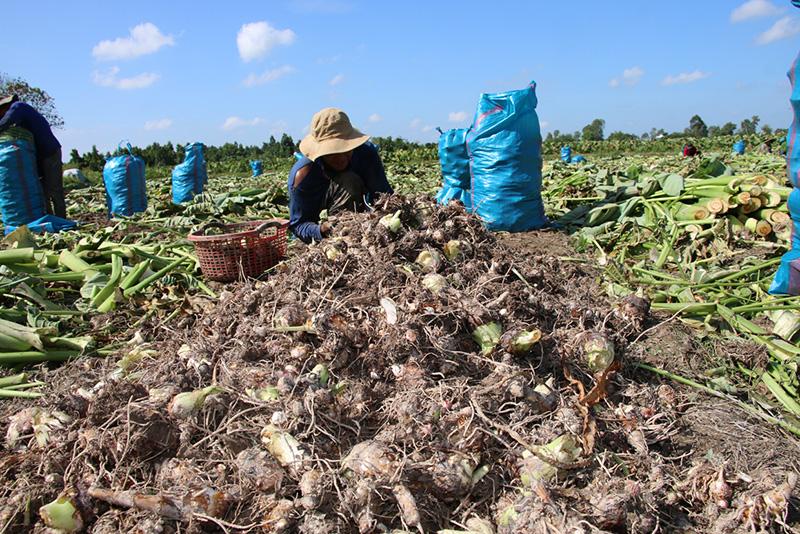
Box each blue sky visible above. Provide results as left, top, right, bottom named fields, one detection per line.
left=2, top=0, right=800, bottom=154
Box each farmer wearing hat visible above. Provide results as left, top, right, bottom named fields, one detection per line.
left=0, top=95, right=66, bottom=218
left=288, top=108, right=393, bottom=243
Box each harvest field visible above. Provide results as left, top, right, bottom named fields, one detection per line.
left=1, top=135, right=800, bottom=533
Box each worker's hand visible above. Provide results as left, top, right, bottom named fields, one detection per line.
left=320, top=222, right=333, bottom=237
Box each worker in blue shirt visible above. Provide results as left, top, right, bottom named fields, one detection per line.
left=0, top=95, right=66, bottom=218
left=288, top=108, right=393, bottom=243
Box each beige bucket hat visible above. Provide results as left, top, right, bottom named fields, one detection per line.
left=0, top=95, right=18, bottom=107
left=299, top=108, right=369, bottom=160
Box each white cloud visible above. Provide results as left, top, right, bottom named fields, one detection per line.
left=622, top=66, right=644, bottom=85
left=144, top=118, right=173, bottom=130
left=222, top=116, right=264, bottom=131
left=92, top=67, right=159, bottom=90
left=731, top=0, right=782, bottom=22
left=329, top=73, right=345, bottom=86
left=368, top=113, right=381, bottom=123
left=610, top=66, right=644, bottom=88
left=242, top=65, right=296, bottom=87
left=237, top=21, right=296, bottom=62
left=662, top=70, right=710, bottom=86
left=540, top=120, right=550, bottom=129
left=448, top=111, right=467, bottom=122
left=757, top=16, right=800, bottom=44
left=92, top=23, right=174, bottom=61
left=410, top=118, right=422, bottom=128
left=421, top=125, right=435, bottom=133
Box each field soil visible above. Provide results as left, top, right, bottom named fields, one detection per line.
left=1, top=198, right=798, bottom=533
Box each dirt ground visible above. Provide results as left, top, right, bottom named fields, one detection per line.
left=502, top=230, right=800, bottom=472
left=1, top=201, right=799, bottom=533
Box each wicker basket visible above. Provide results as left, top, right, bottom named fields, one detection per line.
left=188, top=219, right=289, bottom=282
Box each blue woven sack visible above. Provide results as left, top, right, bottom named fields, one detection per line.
left=172, top=143, right=207, bottom=204
left=103, top=142, right=147, bottom=217
left=467, top=81, right=548, bottom=231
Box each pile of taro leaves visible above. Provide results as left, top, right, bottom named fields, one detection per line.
left=1, top=195, right=797, bottom=534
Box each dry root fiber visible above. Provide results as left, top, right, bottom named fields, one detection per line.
left=0, top=195, right=797, bottom=533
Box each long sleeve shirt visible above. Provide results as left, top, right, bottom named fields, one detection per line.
left=0, top=102, right=61, bottom=162
left=287, top=142, right=393, bottom=243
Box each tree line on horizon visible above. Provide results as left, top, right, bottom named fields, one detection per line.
left=546, top=115, right=778, bottom=145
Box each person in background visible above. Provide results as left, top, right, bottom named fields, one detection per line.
left=682, top=143, right=699, bottom=157
left=288, top=108, right=393, bottom=243
left=0, top=95, right=66, bottom=218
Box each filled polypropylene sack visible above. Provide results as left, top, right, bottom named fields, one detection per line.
left=733, top=140, right=746, bottom=155
left=561, top=146, right=572, bottom=163
left=250, top=160, right=263, bottom=177
left=435, top=128, right=471, bottom=208
left=103, top=143, right=147, bottom=217
left=0, top=127, right=46, bottom=229
left=467, top=81, right=548, bottom=232
left=771, top=52, right=800, bottom=294
left=571, top=155, right=586, bottom=164
left=172, top=142, right=207, bottom=204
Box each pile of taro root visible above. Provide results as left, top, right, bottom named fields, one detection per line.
left=0, top=195, right=797, bottom=533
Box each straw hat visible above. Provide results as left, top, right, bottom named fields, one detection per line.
left=0, top=95, right=18, bottom=107
left=299, top=108, right=369, bottom=160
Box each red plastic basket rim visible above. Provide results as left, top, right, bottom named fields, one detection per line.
left=187, top=218, right=289, bottom=243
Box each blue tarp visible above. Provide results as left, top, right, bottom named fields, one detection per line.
left=571, top=155, right=586, bottom=163
left=172, top=142, right=207, bottom=204
left=771, top=52, right=800, bottom=294
left=250, top=160, right=263, bottom=177
left=561, top=146, right=572, bottom=163
left=435, top=128, right=471, bottom=207
left=4, top=214, right=77, bottom=235
left=467, top=81, right=548, bottom=231
left=733, top=140, right=746, bottom=155
left=103, top=143, right=147, bottom=217
left=0, top=132, right=46, bottom=229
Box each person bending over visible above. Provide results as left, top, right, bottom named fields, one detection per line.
left=0, top=95, right=66, bottom=218
left=288, top=108, right=392, bottom=242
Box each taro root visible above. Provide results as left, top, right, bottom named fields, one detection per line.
left=246, top=386, right=280, bottom=402
left=617, top=294, right=651, bottom=326
left=274, top=304, right=309, bottom=328
left=235, top=448, right=284, bottom=492
left=39, top=493, right=84, bottom=533
left=579, top=332, right=615, bottom=374
left=263, top=498, right=295, bottom=532
left=6, top=407, right=73, bottom=449
left=299, top=469, right=325, bottom=510
left=519, top=434, right=582, bottom=484
left=392, top=484, right=420, bottom=527
left=168, top=385, right=221, bottom=418
left=444, top=239, right=472, bottom=261
left=500, top=328, right=542, bottom=355
left=342, top=440, right=396, bottom=478
left=415, top=249, right=443, bottom=272
left=379, top=210, right=403, bottom=233
left=261, top=425, right=306, bottom=476
left=310, top=363, right=329, bottom=387
left=472, top=322, right=502, bottom=355
left=422, top=273, right=448, bottom=294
